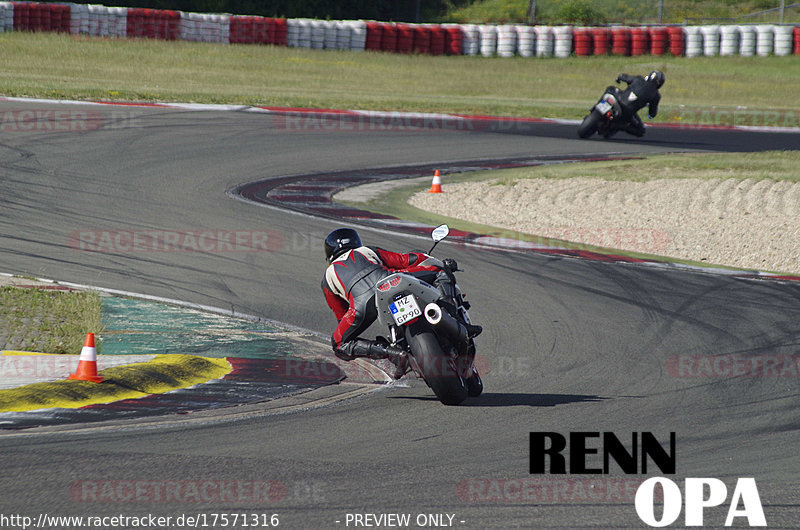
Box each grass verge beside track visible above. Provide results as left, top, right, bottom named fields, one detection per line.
left=338, top=151, right=800, bottom=272
left=1, top=32, right=799, bottom=122
left=0, top=286, right=102, bottom=354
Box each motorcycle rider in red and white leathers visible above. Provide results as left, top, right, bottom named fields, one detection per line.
left=321, top=227, right=481, bottom=362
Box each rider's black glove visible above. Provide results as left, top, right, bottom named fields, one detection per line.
left=615, top=76, right=622, bottom=84
left=442, top=258, right=459, bottom=273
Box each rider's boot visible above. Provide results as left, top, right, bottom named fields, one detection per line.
left=338, top=338, right=404, bottom=361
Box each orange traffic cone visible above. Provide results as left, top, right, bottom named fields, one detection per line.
left=68, top=333, right=104, bottom=383
left=428, top=169, right=443, bottom=193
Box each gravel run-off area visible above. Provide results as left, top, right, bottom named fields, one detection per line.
left=409, top=177, right=800, bottom=275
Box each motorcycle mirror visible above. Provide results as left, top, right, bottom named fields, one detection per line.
left=429, top=224, right=449, bottom=253
left=432, top=224, right=449, bottom=242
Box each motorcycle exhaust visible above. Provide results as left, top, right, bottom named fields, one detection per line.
left=424, top=303, right=468, bottom=344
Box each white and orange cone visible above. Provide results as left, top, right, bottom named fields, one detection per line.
left=68, top=333, right=104, bottom=383
left=428, top=169, right=443, bottom=193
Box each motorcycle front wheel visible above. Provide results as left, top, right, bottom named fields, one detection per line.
left=577, top=110, right=602, bottom=138
left=406, top=323, right=468, bottom=406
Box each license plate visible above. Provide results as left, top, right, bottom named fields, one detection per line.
left=596, top=101, right=612, bottom=114
left=389, top=295, right=421, bottom=326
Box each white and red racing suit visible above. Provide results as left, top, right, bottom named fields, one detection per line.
left=321, top=246, right=443, bottom=352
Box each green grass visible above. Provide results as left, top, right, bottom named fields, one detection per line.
left=445, top=0, right=800, bottom=24
left=338, top=151, right=800, bottom=269
left=1, top=32, right=799, bottom=122
left=0, top=287, right=103, bottom=354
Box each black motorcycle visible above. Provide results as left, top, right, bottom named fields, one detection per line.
left=373, top=225, right=482, bottom=405
left=578, top=88, right=628, bottom=139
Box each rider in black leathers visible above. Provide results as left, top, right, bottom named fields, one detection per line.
left=606, top=70, right=665, bottom=137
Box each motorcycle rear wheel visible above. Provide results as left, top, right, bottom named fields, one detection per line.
left=577, top=110, right=602, bottom=138
left=406, top=323, right=468, bottom=406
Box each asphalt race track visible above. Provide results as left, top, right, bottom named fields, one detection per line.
left=1, top=100, right=799, bottom=528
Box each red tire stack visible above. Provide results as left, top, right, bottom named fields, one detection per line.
left=429, top=25, right=445, bottom=55
left=573, top=27, right=592, bottom=56
left=396, top=23, right=414, bottom=53
left=611, top=27, right=631, bottom=55
left=592, top=27, right=610, bottom=55
left=412, top=25, right=430, bottom=54
left=273, top=18, right=288, bottom=46
left=630, top=27, right=649, bottom=55
left=365, top=21, right=383, bottom=51
left=667, top=26, right=685, bottom=56
left=794, top=26, right=800, bottom=55
left=445, top=25, right=462, bottom=55
left=381, top=23, right=398, bottom=52
left=255, top=17, right=276, bottom=44
left=229, top=16, right=251, bottom=44
left=51, top=4, right=70, bottom=33
left=649, top=27, right=668, bottom=55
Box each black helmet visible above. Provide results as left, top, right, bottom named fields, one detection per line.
left=324, top=228, right=362, bottom=262
left=646, top=70, right=665, bottom=88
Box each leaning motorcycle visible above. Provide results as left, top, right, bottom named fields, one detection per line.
left=373, top=225, right=482, bottom=406
left=577, top=88, right=625, bottom=139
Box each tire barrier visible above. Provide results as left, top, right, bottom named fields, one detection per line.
left=684, top=25, right=702, bottom=57
left=1, top=5, right=798, bottom=59
left=592, top=27, right=610, bottom=55
left=774, top=24, right=793, bottom=56
left=756, top=24, right=774, bottom=56
left=719, top=25, right=739, bottom=56
left=412, top=23, right=431, bottom=54
left=700, top=25, right=720, bottom=56
left=630, top=26, right=649, bottom=55
left=349, top=20, right=366, bottom=52
left=496, top=24, right=517, bottom=58
left=0, top=2, right=12, bottom=32
left=127, top=8, right=176, bottom=40
left=573, top=27, right=592, bottom=56
left=13, top=2, right=69, bottom=32
left=380, top=22, right=397, bottom=53
left=229, top=16, right=277, bottom=45
left=648, top=26, right=667, bottom=55
left=461, top=24, right=479, bottom=56
left=611, top=26, right=630, bottom=55
left=553, top=26, right=572, bottom=58
left=479, top=24, right=497, bottom=57
left=516, top=25, right=535, bottom=57
left=395, top=23, right=413, bottom=53
left=364, top=21, right=381, bottom=51
left=739, top=24, right=756, bottom=56
left=334, top=20, right=350, bottom=50
left=795, top=26, right=800, bottom=55
left=444, top=24, right=462, bottom=55
left=429, top=24, right=445, bottom=55
left=179, top=12, right=229, bottom=44
left=534, top=25, right=553, bottom=57
left=668, top=26, right=685, bottom=55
